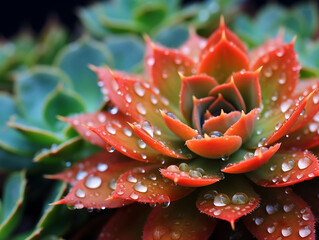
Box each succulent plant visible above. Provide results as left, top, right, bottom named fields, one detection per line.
left=232, top=2, right=319, bottom=78
left=78, top=0, right=243, bottom=42
left=49, top=18, right=319, bottom=239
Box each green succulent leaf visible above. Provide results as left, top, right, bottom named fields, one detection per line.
left=34, top=136, right=84, bottom=163
left=154, top=25, right=189, bottom=48
left=26, top=182, right=67, bottom=240
left=0, top=171, right=26, bottom=240
left=42, top=85, right=85, bottom=130
left=15, top=66, right=72, bottom=126
left=0, top=93, right=39, bottom=155
left=79, top=8, right=110, bottom=39
left=0, top=148, right=33, bottom=171
left=55, top=39, right=112, bottom=112
left=8, top=119, right=63, bottom=146
left=104, top=34, right=144, bottom=72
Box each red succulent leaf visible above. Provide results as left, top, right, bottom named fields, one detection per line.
left=186, top=134, right=242, bottom=159
left=98, top=204, right=151, bottom=240
left=160, top=158, right=223, bottom=187
left=293, top=78, right=319, bottom=96
left=207, top=94, right=236, bottom=114
left=280, top=117, right=319, bottom=150
left=290, top=88, right=319, bottom=132
left=244, top=188, right=315, bottom=240
left=221, top=143, right=281, bottom=174
left=179, top=28, right=207, bottom=63
left=180, top=74, right=218, bottom=123
left=198, top=32, right=249, bottom=84
left=209, top=79, right=246, bottom=112
left=63, top=113, right=108, bottom=148
left=129, top=121, right=193, bottom=159
left=143, top=195, right=217, bottom=240
left=247, top=151, right=319, bottom=187
left=203, top=111, right=241, bottom=134
left=112, top=165, right=194, bottom=203
left=46, top=151, right=132, bottom=185
left=161, top=110, right=198, bottom=141
left=294, top=178, right=319, bottom=223
left=224, top=109, right=260, bottom=142
left=229, top=70, right=262, bottom=111
left=87, top=111, right=163, bottom=163
left=265, top=90, right=316, bottom=146
left=145, top=37, right=196, bottom=114
left=200, top=17, right=247, bottom=61
left=252, top=41, right=299, bottom=110
left=250, top=33, right=284, bottom=65
left=196, top=176, right=259, bottom=229
left=192, top=96, right=215, bottom=133
left=52, top=160, right=143, bottom=209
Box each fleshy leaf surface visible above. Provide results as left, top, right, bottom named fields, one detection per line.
left=222, top=143, right=281, bottom=174
left=244, top=188, right=315, bottom=240
left=186, top=135, right=242, bottom=159
left=179, top=74, right=217, bottom=123
left=160, top=158, right=223, bottom=187
left=112, top=165, right=193, bottom=203
left=143, top=195, right=217, bottom=240
left=98, top=204, right=150, bottom=240
left=196, top=176, right=259, bottom=229
left=247, top=151, right=319, bottom=187
left=0, top=171, right=26, bottom=240
left=145, top=39, right=196, bottom=114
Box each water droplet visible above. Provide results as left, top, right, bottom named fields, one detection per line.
left=97, top=113, right=106, bottom=123
left=266, top=204, right=279, bottom=215
left=161, top=96, right=169, bottom=106
left=213, top=209, right=221, bottom=216
left=299, top=227, right=311, bottom=238
left=75, top=188, right=86, bottom=198
left=108, top=106, right=118, bottom=115
left=281, top=227, right=292, bottom=237
left=254, top=217, right=263, bottom=225
left=130, top=192, right=139, bottom=200
left=298, top=157, right=311, bottom=169
left=85, top=175, right=102, bottom=189
left=97, top=163, right=108, bottom=172
left=76, top=171, right=87, bottom=181
left=267, top=226, right=276, bottom=233
left=167, top=165, right=179, bottom=173
left=232, top=192, right=249, bottom=205
left=108, top=178, right=116, bottom=190
left=161, top=202, right=170, bottom=208
left=142, top=121, right=154, bottom=137
left=138, top=139, right=146, bottom=149
left=134, top=181, right=148, bottom=193
left=107, top=146, right=115, bottom=153
left=136, top=103, right=146, bottom=115
left=127, top=175, right=137, bottom=183
left=150, top=94, right=158, bottom=104
left=280, top=100, right=293, bottom=113
left=106, top=124, right=116, bottom=135
left=123, top=127, right=132, bottom=137
left=125, top=93, right=132, bottom=103
left=189, top=170, right=202, bottom=178
left=281, top=160, right=295, bottom=172
left=214, top=193, right=231, bottom=207
left=283, top=203, right=294, bottom=212
left=171, top=231, right=181, bottom=240
left=264, top=66, right=272, bottom=77
left=148, top=173, right=157, bottom=181
left=134, top=82, right=145, bottom=97
left=178, top=163, right=189, bottom=172
left=147, top=57, right=155, bottom=66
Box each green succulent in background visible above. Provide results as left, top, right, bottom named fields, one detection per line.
left=232, top=2, right=319, bottom=78
left=78, top=0, right=244, bottom=41
left=0, top=22, right=69, bottom=92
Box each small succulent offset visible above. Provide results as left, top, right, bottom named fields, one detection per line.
left=51, top=18, right=319, bottom=239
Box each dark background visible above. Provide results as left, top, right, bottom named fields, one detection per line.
left=0, top=0, right=312, bottom=38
